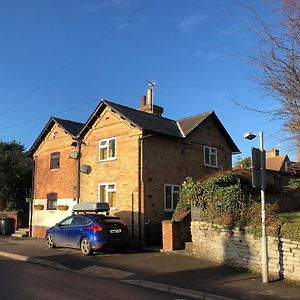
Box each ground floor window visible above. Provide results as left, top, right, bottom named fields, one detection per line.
left=47, top=192, right=57, bottom=210
left=98, top=183, right=116, bottom=209
left=164, top=184, right=181, bottom=212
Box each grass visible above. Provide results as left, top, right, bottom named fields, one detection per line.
left=279, top=211, right=300, bottom=223
left=278, top=212, right=300, bottom=241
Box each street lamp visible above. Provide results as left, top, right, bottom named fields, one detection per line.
left=244, top=130, right=269, bottom=283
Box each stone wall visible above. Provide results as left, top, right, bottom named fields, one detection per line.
left=191, top=221, right=300, bottom=282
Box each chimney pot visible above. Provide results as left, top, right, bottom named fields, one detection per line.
left=141, top=95, right=146, bottom=106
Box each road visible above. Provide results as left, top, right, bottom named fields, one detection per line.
left=0, top=256, right=186, bottom=300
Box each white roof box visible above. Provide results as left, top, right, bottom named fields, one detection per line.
left=73, top=202, right=110, bottom=212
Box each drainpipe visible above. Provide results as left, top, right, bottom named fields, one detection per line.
left=138, top=137, right=142, bottom=249
left=76, top=139, right=83, bottom=204
left=28, top=160, right=35, bottom=237
left=137, top=133, right=154, bottom=249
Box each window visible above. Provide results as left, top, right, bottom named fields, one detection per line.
left=99, top=137, right=116, bottom=161
left=50, top=152, right=60, bottom=169
left=164, top=184, right=180, bottom=212
left=47, top=192, right=57, bottom=210
left=204, top=146, right=218, bottom=167
left=98, top=183, right=116, bottom=208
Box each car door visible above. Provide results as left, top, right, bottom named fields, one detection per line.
left=66, top=216, right=91, bottom=247
left=53, top=216, right=74, bottom=246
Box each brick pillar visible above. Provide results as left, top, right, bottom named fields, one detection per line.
left=162, top=220, right=174, bottom=251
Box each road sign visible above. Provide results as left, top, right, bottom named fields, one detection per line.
left=251, top=147, right=266, bottom=188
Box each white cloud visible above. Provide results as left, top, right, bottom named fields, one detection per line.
left=178, top=14, right=207, bottom=33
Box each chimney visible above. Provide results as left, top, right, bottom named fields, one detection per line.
left=266, top=148, right=279, bottom=158
left=138, top=89, right=164, bottom=117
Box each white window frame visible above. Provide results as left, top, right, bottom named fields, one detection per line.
left=164, top=184, right=181, bottom=212
left=204, top=146, right=218, bottom=168
left=97, top=182, right=117, bottom=209
left=98, top=137, right=116, bottom=161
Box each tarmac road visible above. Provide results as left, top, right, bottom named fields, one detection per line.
left=0, top=256, right=186, bottom=300
left=1, top=236, right=300, bottom=300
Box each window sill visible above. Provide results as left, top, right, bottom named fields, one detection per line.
left=98, top=158, right=117, bottom=163
left=204, top=164, right=219, bottom=168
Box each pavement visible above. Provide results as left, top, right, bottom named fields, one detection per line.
left=0, top=236, right=300, bottom=300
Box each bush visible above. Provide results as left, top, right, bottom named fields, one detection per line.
left=173, top=171, right=291, bottom=240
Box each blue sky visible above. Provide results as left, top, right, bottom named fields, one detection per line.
left=0, top=0, right=292, bottom=163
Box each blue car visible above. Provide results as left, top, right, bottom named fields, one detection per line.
left=45, top=203, right=129, bottom=255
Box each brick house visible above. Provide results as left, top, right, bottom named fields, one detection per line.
left=28, top=93, right=239, bottom=245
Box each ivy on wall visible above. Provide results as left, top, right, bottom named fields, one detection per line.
left=171, top=171, right=300, bottom=240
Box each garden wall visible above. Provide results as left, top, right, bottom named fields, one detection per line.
left=191, top=221, right=300, bottom=282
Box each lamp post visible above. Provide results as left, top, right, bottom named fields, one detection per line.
left=244, top=130, right=269, bottom=283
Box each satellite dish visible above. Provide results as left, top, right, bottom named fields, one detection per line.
left=80, top=164, right=92, bottom=174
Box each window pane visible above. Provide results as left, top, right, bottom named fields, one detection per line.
left=173, top=193, right=180, bottom=210
left=100, top=140, right=107, bottom=147
left=50, top=152, right=60, bottom=169
left=108, top=139, right=116, bottom=158
left=173, top=186, right=180, bottom=192
left=108, top=191, right=116, bottom=207
left=100, top=148, right=107, bottom=160
left=165, top=186, right=172, bottom=209
left=204, top=147, right=210, bottom=165
left=47, top=199, right=57, bottom=210
left=61, top=217, right=73, bottom=225
left=99, top=185, right=106, bottom=202
left=108, top=184, right=115, bottom=190
left=210, top=153, right=217, bottom=166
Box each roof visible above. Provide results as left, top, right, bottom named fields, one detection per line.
left=29, top=99, right=240, bottom=156
left=28, top=117, right=84, bottom=156
left=52, top=117, right=84, bottom=137
left=177, top=111, right=240, bottom=153
left=80, top=100, right=183, bottom=138
left=266, top=155, right=289, bottom=171
left=79, top=100, right=240, bottom=153
left=177, top=112, right=211, bottom=136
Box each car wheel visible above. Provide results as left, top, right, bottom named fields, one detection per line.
left=46, top=234, right=56, bottom=248
left=80, top=237, right=93, bottom=256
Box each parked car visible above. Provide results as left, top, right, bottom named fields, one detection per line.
left=45, top=202, right=129, bottom=255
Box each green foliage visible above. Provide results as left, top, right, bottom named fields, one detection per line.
left=173, top=171, right=290, bottom=240
left=279, top=211, right=300, bottom=241
left=172, top=177, right=201, bottom=222
left=234, top=156, right=251, bottom=169
left=0, top=140, right=32, bottom=210
left=288, top=179, right=300, bottom=190
left=172, top=172, right=245, bottom=225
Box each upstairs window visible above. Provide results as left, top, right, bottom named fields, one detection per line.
left=204, top=146, right=218, bottom=168
left=50, top=152, right=60, bottom=169
left=98, top=183, right=116, bottom=208
left=99, top=137, right=116, bottom=161
left=164, top=184, right=181, bottom=212
left=47, top=192, right=57, bottom=210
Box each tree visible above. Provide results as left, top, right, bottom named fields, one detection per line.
left=0, top=141, right=32, bottom=210
left=246, top=0, right=300, bottom=147
left=234, top=156, right=251, bottom=169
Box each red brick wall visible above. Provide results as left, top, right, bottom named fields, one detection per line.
left=142, top=117, right=233, bottom=244
left=33, top=124, right=77, bottom=199
left=80, top=108, right=143, bottom=245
